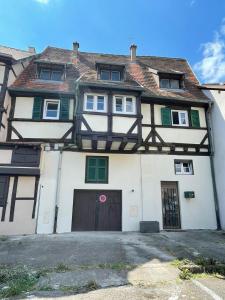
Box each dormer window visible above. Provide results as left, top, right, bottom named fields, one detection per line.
left=96, top=62, right=124, bottom=82
left=160, top=79, right=180, bottom=89
left=159, top=73, right=184, bottom=90
left=100, top=69, right=121, bottom=81
left=39, top=68, right=63, bottom=81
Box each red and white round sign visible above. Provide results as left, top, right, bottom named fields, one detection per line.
left=99, top=194, right=107, bottom=203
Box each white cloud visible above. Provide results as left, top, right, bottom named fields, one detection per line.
left=34, top=0, right=50, bottom=4
left=194, top=19, right=225, bottom=83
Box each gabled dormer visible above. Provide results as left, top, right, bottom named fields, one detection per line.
left=96, top=62, right=125, bottom=82
left=35, top=61, right=65, bottom=82
left=158, top=72, right=185, bottom=90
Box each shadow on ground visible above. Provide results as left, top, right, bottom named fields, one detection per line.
left=0, top=230, right=225, bottom=299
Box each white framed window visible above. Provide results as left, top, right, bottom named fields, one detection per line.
left=84, top=94, right=107, bottom=112
left=43, top=99, right=60, bottom=120
left=113, top=96, right=136, bottom=114
left=171, top=110, right=188, bottom=127
left=175, top=161, right=193, bottom=175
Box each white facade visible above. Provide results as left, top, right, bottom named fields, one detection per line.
left=203, top=88, right=225, bottom=229
left=36, top=150, right=217, bottom=234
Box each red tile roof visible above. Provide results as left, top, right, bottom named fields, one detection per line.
left=10, top=46, right=209, bottom=101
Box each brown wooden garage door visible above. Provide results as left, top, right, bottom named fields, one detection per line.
left=72, top=190, right=122, bottom=231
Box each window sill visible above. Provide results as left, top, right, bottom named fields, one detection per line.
left=175, top=173, right=193, bottom=175
left=85, top=181, right=108, bottom=184
left=35, top=79, right=64, bottom=83
left=160, top=88, right=185, bottom=93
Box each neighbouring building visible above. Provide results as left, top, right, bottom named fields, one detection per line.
left=201, top=83, right=225, bottom=230
left=0, top=43, right=219, bottom=235
left=0, top=45, right=37, bottom=234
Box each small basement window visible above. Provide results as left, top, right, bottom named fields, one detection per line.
left=171, top=110, right=188, bottom=126
left=175, top=160, right=193, bottom=175
left=113, top=96, right=136, bottom=114
left=43, top=99, right=60, bottom=119
left=84, top=94, right=107, bottom=112
left=39, top=68, right=63, bottom=81
left=86, top=156, right=108, bottom=183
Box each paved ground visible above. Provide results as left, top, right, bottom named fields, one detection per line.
left=0, top=230, right=225, bottom=299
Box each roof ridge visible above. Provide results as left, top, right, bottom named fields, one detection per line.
left=45, top=46, right=186, bottom=61
left=0, top=44, right=32, bottom=53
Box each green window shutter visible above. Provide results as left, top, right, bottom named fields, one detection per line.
left=86, top=157, right=108, bottom=183
left=32, top=97, right=42, bottom=120
left=161, top=107, right=171, bottom=125
left=97, top=158, right=107, bottom=182
left=60, top=97, right=69, bottom=120
left=191, top=110, right=200, bottom=128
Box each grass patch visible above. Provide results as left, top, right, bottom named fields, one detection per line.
left=60, top=280, right=99, bottom=294
left=54, top=263, right=71, bottom=272
left=179, top=268, right=193, bottom=280
left=37, top=285, right=54, bottom=291
left=0, top=266, right=39, bottom=298
left=97, top=262, right=135, bottom=270
left=172, top=257, right=225, bottom=280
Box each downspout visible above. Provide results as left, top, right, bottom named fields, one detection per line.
left=139, top=153, right=144, bottom=222
left=206, top=102, right=221, bottom=230
left=53, top=72, right=87, bottom=233
left=53, top=147, right=63, bottom=233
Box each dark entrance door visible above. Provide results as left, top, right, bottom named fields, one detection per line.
left=161, top=182, right=181, bottom=229
left=72, top=190, right=122, bottom=231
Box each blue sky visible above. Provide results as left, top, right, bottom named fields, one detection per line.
left=0, top=0, right=225, bottom=83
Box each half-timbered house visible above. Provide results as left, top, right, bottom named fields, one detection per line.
left=0, top=43, right=219, bottom=234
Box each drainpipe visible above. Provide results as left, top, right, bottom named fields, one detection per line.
left=53, top=72, right=88, bottom=233
left=139, top=153, right=144, bottom=222
left=53, top=147, right=63, bottom=233
left=206, top=102, right=221, bottom=230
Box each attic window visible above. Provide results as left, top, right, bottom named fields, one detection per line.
left=39, top=68, right=63, bottom=81
left=100, top=70, right=121, bottom=81
left=159, top=73, right=183, bottom=89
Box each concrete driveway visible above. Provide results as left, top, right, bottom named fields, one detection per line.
left=0, top=230, right=225, bottom=299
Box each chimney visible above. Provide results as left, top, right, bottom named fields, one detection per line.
left=73, top=41, right=79, bottom=52
left=130, top=44, right=137, bottom=61
left=28, top=47, right=36, bottom=54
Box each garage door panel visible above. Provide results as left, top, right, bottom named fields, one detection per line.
left=97, top=192, right=122, bottom=231
left=72, top=191, right=96, bottom=231
left=72, top=190, right=122, bottom=231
